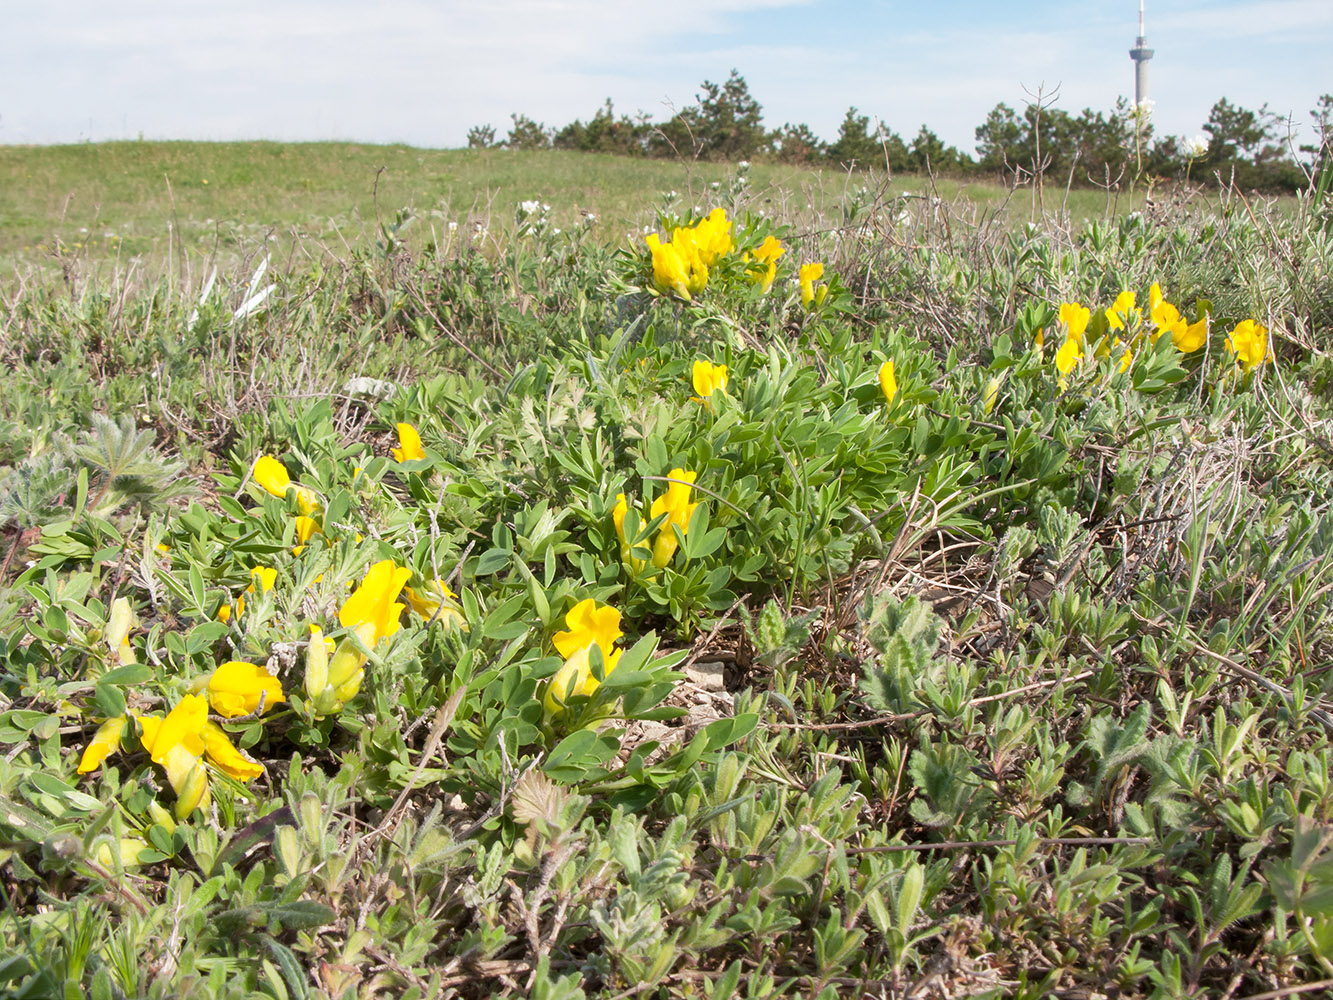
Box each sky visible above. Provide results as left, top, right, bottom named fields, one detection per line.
left=1, top=0, right=1329, bottom=155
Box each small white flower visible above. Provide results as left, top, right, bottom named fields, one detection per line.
left=552, top=227, right=561, bottom=235
left=1134, top=98, right=1156, bottom=121
left=1186, top=134, right=1209, bottom=158
left=584, top=213, right=597, bottom=224
left=541, top=203, right=550, bottom=212
left=710, top=181, right=720, bottom=190
left=448, top=221, right=458, bottom=232
left=520, top=199, right=540, bottom=214
left=738, top=160, right=750, bottom=169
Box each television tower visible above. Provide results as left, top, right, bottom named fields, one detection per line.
left=1129, top=0, right=1154, bottom=106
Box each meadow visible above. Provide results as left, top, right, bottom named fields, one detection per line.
left=1, top=141, right=1332, bottom=1000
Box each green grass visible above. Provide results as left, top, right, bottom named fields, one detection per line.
left=0, top=141, right=1171, bottom=273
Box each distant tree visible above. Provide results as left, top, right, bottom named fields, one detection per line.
left=1202, top=99, right=1272, bottom=163
left=907, top=125, right=963, bottom=174
left=772, top=122, right=825, bottom=164
left=1301, top=94, right=1333, bottom=173
left=1071, top=103, right=1133, bottom=182
left=648, top=70, right=766, bottom=161
left=827, top=108, right=879, bottom=168
left=506, top=114, right=551, bottom=151
left=466, top=124, right=497, bottom=149
left=975, top=104, right=1025, bottom=175
left=553, top=100, right=650, bottom=156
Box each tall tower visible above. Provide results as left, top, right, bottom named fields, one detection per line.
left=1129, top=0, right=1154, bottom=107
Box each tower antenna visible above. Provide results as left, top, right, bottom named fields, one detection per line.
left=1129, top=0, right=1154, bottom=107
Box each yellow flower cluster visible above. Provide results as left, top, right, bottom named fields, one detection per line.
left=78, top=691, right=269, bottom=821
left=646, top=208, right=733, bottom=300
left=1049, top=283, right=1271, bottom=386
left=613, top=467, right=701, bottom=572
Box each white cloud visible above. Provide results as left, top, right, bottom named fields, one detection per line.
left=0, top=0, right=1326, bottom=153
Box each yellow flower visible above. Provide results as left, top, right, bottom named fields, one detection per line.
left=553, top=598, right=623, bottom=662
left=78, top=716, right=128, bottom=774
left=545, top=598, right=626, bottom=715
left=93, top=837, right=148, bottom=870
left=646, top=233, right=693, bottom=300
left=744, top=235, right=784, bottom=292
left=1148, top=281, right=1164, bottom=317
left=252, top=455, right=291, bottom=498
left=983, top=376, right=1000, bottom=415
left=691, top=359, right=729, bottom=402
left=670, top=227, right=710, bottom=296
left=249, top=566, right=277, bottom=595
left=1055, top=337, right=1084, bottom=377
left=612, top=493, right=646, bottom=573
left=293, top=515, right=322, bottom=555
left=1059, top=302, right=1090, bottom=341
left=649, top=468, right=700, bottom=568
left=200, top=661, right=286, bottom=718
left=544, top=643, right=624, bottom=714
left=404, top=578, right=465, bottom=629
left=878, top=360, right=897, bottom=406
left=339, top=560, right=412, bottom=645
left=252, top=454, right=319, bottom=514
left=1174, top=315, right=1208, bottom=353
left=799, top=262, right=826, bottom=310
left=320, top=559, right=413, bottom=713
left=200, top=721, right=264, bottom=781
left=137, top=694, right=263, bottom=818
left=392, top=422, right=426, bottom=462
left=1225, top=319, right=1270, bottom=370
left=1150, top=300, right=1186, bottom=345
left=1116, top=342, right=1133, bottom=373
left=106, top=597, right=136, bottom=666
left=690, top=208, right=733, bottom=266
left=1105, top=290, right=1139, bottom=332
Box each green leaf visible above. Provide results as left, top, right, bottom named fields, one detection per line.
left=100, top=664, right=152, bottom=686
left=475, top=547, right=511, bottom=576
left=93, top=683, right=127, bottom=718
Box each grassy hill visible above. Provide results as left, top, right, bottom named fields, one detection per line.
left=0, top=141, right=1165, bottom=271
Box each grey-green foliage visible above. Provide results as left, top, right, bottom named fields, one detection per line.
left=0, top=454, right=75, bottom=531
left=858, top=593, right=945, bottom=714
left=742, top=598, right=817, bottom=669
left=70, top=413, right=191, bottom=514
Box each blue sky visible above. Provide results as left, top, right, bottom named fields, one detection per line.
left=2, top=1, right=1329, bottom=154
